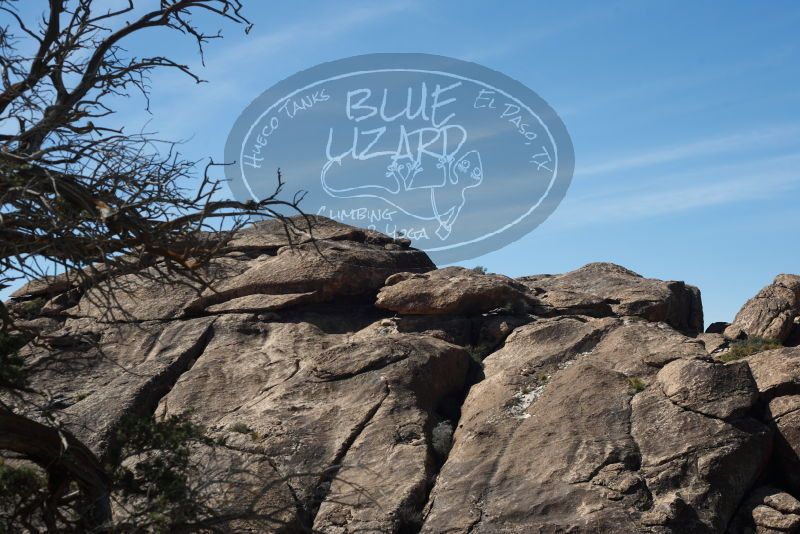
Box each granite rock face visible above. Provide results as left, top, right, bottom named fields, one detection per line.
left=725, top=275, right=800, bottom=343
left=746, top=347, right=800, bottom=497
left=519, top=262, right=704, bottom=335
left=730, top=486, right=800, bottom=534
left=7, top=218, right=800, bottom=533
left=375, top=266, right=532, bottom=315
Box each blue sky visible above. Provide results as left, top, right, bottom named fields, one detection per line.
left=6, top=1, right=800, bottom=325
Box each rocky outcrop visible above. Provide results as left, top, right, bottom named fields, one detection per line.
left=376, top=267, right=532, bottom=315
left=698, top=332, right=728, bottom=354
left=706, top=321, right=731, bottom=334
left=730, top=486, right=800, bottom=533
left=725, top=275, right=800, bottom=343
left=156, top=318, right=470, bottom=532
left=519, top=262, right=704, bottom=335
left=421, top=320, right=768, bottom=533
left=183, top=239, right=434, bottom=316
left=788, top=319, right=800, bottom=348
left=7, top=217, right=800, bottom=533
left=631, top=359, right=769, bottom=533
left=746, top=347, right=800, bottom=497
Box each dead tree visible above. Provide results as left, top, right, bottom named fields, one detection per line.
left=0, top=0, right=306, bottom=323
left=0, top=1, right=306, bottom=530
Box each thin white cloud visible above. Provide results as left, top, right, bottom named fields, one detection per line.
left=113, top=1, right=421, bottom=147
left=577, top=124, right=800, bottom=177
left=461, top=1, right=632, bottom=62
left=560, top=49, right=795, bottom=119
left=553, top=152, right=800, bottom=228
left=202, top=1, right=419, bottom=78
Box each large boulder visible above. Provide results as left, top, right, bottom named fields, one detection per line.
left=420, top=317, right=766, bottom=532
left=747, top=347, right=800, bottom=494
left=157, top=318, right=471, bottom=532
left=184, top=238, right=433, bottom=315
left=224, top=215, right=396, bottom=253
left=730, top=486, right=800, bottom=534
left=698, top=332, right=728, bottom=354
left=519, top=262, right=704, bottom=335
left=631, top=359, right=769, bottom=532
left=655, top=358, right=758, bottom=419
left=725, top=275, right=800, bottom=343
left=706, top=321, right=730, bottom=334
left=20, top=217, right=433, bottom=322
left=375, top=267, right=532, bottom=315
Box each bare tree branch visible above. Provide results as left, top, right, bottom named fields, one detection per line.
left=0, top=1, right=315, bottom=530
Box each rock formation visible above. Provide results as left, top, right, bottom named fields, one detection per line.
left=6, top=217, right=800, bottom=533
left=724, top=275, right=800, bottom=343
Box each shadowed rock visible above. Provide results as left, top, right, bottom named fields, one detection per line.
left=698, top=332, right=728, bottom=354
left=729, top=486, right=800, bottom=534
left=747, top=347, right=800, bottom=495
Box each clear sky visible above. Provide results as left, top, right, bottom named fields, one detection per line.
left=5, top=1, right=800, bottom=325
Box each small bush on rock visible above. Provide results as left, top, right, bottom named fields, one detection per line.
left=111, top=413, right=221, bottom=531
left=0, top=461, right=46, bottom=532
left=431, top=420, right=454, bottom=460
left=16, top=298, right=45, bottom=318
left=228, top=422, right=252, bottom=434
left=719, top=337, right=781, bottom=362
left=627, top=377, right=646, bottom=393
left=0, top=332, right=27, bottom=390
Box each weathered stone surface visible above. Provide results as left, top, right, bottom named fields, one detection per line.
left=752, top=504, right=800, bottom=532
left=69, top=258, right=248, bottom=321
left=376, top=266, right=531, bottom=315
left=519, top=262, right=704, bottom=334
left=746, top=347, right=800, bottom=398
left=394, top=315, right=475, bottom=346
left=419, top=316, right=762, bottom=533
left=656, top=358, right=758, bottom=419
left=587, top=318, right=707, bottom=375
left=205, top=291, right=316, bottom=314
left=421, top=317, right=638, bottom=533
left=69, top=238, right=431, bottom=322
left=9, top=318, right=215, bottom=457
left=11, top=272, right=78, bottom=299
left=225, top=215, right=397, bottom=253
left=10, top=220, right=798, bottom=533
left=725, top=275, right=800, bottom=342
left=706, top=321, right=731, bottom=334
left=67, top=318, right=215, bottom=455
left=311, top=337, right=469, bottom=532
left=15, top=320, right=159, bottom=409
left=530, top=287, right=614, bottom=317
left=730, top=486, right=800, bottom=534
left=20, top=217, right=430, bottom=323
left=698, top=332, right=728, bottom=354
left=747, top=347, right=800, bottom=496
left=9, top=264, right=107, bottom=299
left=156, top=316, right=471, bottom=532
left=186, top=239, right=433, bottom=315
left=632, top=362, right=769, bottom=533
